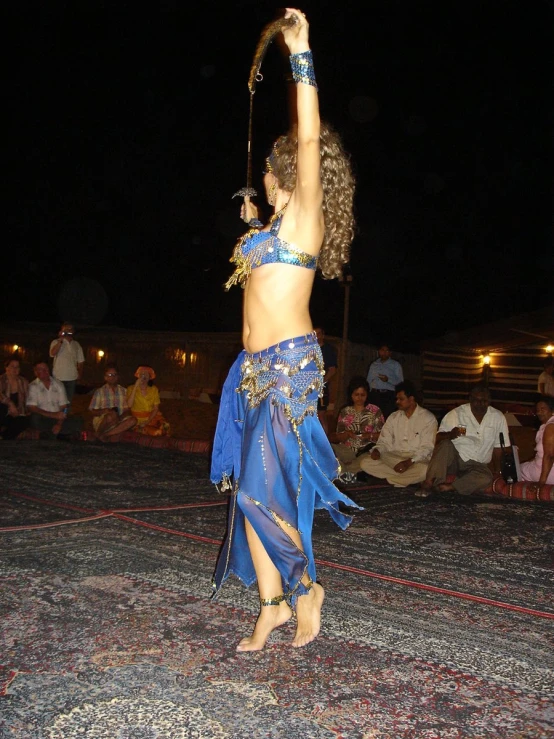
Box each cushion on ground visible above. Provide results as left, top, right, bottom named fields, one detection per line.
left=445, top=473, right=554, bottom=503
left=103, top=430, right=211, bottom=453
left=15, top=428, right=210, bottom=453
left=16, top=429, right=41, bottom=440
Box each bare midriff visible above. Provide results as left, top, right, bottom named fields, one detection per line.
left=242, top=263, right=316, bottom=354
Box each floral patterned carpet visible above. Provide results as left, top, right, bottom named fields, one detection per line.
left=0, top=441, right=553, bottom=738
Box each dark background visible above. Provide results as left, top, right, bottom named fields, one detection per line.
left=6, top=1, right=552, bottom=351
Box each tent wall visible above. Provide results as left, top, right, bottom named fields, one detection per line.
left=422, top=344, right=547, bottom=412
left=485, top=344, right=545, bottom=407
left=422, top=350, right=483, bottom=411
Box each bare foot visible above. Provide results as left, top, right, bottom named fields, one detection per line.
left=292, top=581, right=325, bottom=648
left=414, top=480, right=434, bottom=497
left=236, top=600, right=292, bottom=652
left=436, top=483, right=455, bottom=493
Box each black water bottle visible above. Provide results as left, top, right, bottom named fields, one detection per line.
left=499, top=432, right=517, bottom=483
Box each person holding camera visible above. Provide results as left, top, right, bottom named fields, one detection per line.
left=49, top=323, right=85, bottom=403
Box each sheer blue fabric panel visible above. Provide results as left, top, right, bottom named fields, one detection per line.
left=210, top=350, right=246, bottom=486
left=211, top=334, right=362, bottom=604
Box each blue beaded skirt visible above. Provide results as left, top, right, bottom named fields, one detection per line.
left=210, top=331, right=362, bottom=605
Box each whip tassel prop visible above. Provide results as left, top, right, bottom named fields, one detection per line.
left=232, top=14, right=296, bottom=199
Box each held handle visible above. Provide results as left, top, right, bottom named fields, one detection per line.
left=248, top=15, right=296, bottom=93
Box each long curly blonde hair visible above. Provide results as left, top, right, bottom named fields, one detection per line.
left=270, top=122, right=355, bottom=279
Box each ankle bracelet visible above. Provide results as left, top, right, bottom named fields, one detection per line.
left=260, top=594, right=285, bottom=606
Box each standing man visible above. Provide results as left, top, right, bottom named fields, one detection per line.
left=359, top=380, right=437, bottom=487
left=314, top=327, right=337, bottom=434
left=367, top=344, right=404, bottom=418
left=416, top=384, right=510, bottom=498
left=538, top=357, right=554, bottom=397
left=49, top=322, right=85, bottom=404
left=27, top=361, right=83, bottom=439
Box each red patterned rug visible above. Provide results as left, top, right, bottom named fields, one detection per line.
left=1, top=441, right=553, bottom=737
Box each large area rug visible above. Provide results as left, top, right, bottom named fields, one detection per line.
left=0, top=441, right=553, bottom=738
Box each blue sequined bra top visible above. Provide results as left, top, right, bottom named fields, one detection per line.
left=224, top=209, right=318, bottom=290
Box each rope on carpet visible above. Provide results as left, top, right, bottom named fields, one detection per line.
left=2, top=489, right=553, bottom=622
left=0, top=490, right=225, bottom=533
left=313, top=558, right=554, bottom=620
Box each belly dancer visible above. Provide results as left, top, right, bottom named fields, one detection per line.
left=210, top=8, right=360, bottom=651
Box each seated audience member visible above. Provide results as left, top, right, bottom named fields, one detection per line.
left=359, top=380, right=437, bottom=487
left=126, top=366, right=170, bottom=436
left=520, top=395, right=554, bottom=490
left=88, top=364, right=137, bottom=440
left=537, top=357, right=554, bottom=397
left=366, top=344, right=404, bottom=418
left=0, top=357, right=31, bottom=439
left=27, top=361, right=83, bottom=439
left=416, top=383, right=509, bottom=498
left=328, top=376, right=385, bottom=478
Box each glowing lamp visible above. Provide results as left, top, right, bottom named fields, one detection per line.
left=482, top=355, right=491, bottom=366
left=546, top=345, right=553, bottom=354
left=13, top=344, right=19, bottom=352
left=97, top=350, right=105, bottom=359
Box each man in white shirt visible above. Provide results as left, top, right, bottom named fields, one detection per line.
left=366, top=344, right=404, bottom=418
left=416, top=384, right=509, bottom=497
left=359, top=380, right=438, bottom=487
left=49, top=323, right=85, bottom=403
left=27, top=361, right=83, bottom=439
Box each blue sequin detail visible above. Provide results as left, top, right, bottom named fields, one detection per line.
left=243, top=231, right=318, bottom=269
left=225, top=212, right=318, bottom=289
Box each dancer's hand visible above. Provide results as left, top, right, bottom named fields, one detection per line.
left=283, top=8, right=310, bottom=54
left=241, top=196, right=259, bottom=224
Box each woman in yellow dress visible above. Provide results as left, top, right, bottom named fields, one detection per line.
left=126, top=366, right=170, bottom=436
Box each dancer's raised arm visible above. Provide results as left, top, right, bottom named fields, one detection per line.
left=282, top=8, right=323, bottom=220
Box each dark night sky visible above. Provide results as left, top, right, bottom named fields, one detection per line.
left=6, top=1, right=553, bottom=351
